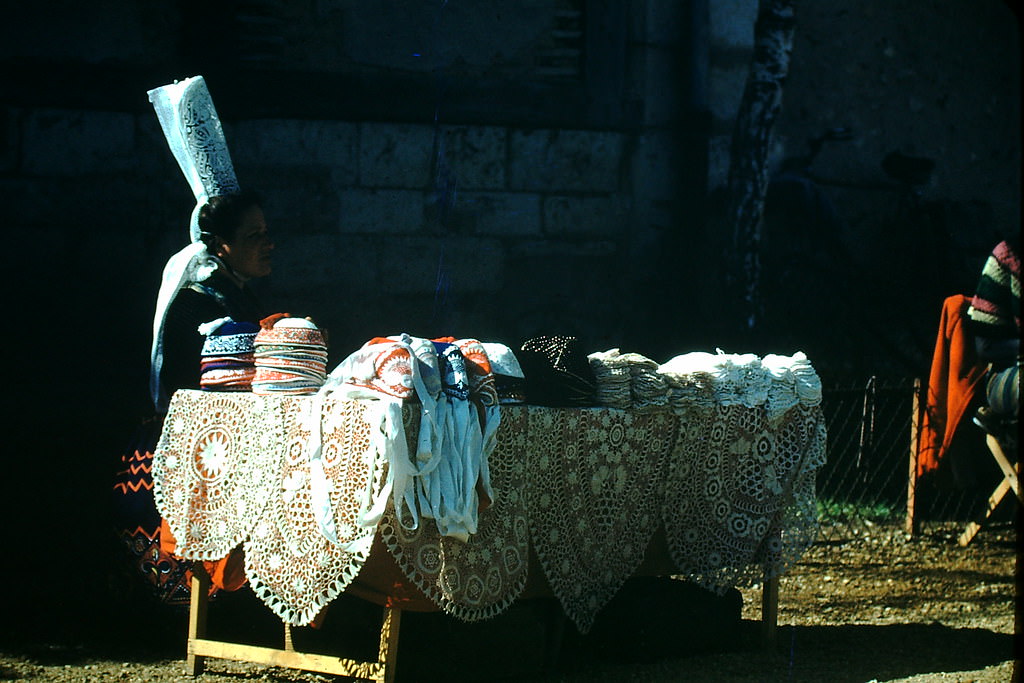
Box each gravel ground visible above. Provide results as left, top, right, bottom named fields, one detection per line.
left=1, top=523, right=1018, bottom=682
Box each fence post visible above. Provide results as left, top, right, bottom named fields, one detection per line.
left=905, top=378, right=922, bottom=536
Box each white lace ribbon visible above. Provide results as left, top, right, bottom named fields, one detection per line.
left=316, top=335, right=501, bottom=543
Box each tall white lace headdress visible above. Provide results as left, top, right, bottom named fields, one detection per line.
left=148, top=75, right=240, bottom=412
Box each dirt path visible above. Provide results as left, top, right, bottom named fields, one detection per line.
left=1, top=524, right=1017, bottom=682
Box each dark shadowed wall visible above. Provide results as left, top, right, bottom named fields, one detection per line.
left=0, top=0, right=1018, bottom=646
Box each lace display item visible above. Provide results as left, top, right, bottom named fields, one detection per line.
left=379, top=406, right=530, bottom=622
left=322, top=335, right=502, bottom=542
left=524, top=405, right=677, bottom=632
left=244, top=397, right=386, bottom=626
left=152, top=391, right=283, bottom=561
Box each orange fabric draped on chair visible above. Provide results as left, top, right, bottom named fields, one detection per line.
left=916, top=295, right=988, bottom=477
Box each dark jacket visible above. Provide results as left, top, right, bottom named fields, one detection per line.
left=160, top=270, right=264, bottom=399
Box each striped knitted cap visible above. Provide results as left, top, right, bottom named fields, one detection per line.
left=200, top=318, right=259, bottom=357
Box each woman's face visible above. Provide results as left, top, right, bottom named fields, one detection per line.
left=220, top=205, right=274, bottom=279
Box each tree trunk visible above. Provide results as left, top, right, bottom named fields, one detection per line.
left=725, top=0, right=797, bottom=334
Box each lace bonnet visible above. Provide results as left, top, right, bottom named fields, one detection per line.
left=148, top=75, right=240, bottom=412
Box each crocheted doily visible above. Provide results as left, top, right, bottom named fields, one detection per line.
left=661, top=403, right=826, bottom=593
left=244, top=397, right=386, bottom=626
left=525, top=406, right=677, bottom=633
left=153, top=386, right=827, bottom=629
left=153, top=391, right=282, bottom=560
left=379, top=405, right=530, bottom=621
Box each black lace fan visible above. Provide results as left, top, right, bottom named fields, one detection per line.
left=518, top=335, right=598, bottom=407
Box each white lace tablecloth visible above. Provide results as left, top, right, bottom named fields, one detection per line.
left=153, top=390, right=826, bottom=631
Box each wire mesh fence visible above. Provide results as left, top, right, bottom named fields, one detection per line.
left=814, top=376, right=1014, bottom=543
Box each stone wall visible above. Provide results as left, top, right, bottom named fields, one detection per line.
left=234, top=120, right=635, bottom=355
left=4, top=1, right=1018, bottom=392
left=4, top=1, right=707, bottom=420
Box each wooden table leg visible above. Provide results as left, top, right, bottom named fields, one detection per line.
left=186, top=563, right=211, bottom=676
left=761, top=575, right=779, bottom=647
left=378, top=607, right=401, bottom=683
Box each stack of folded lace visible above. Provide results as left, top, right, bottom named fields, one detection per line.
left=661, top=370, right=717, bottom=409
left=198, top=318, right=259, bottom=391
left=657, top=351, right=822, bottom=419
left=252, top=315, right=328, bottom=396
left=657, top=352, right=726, bottom=409
left=588, top=348, right=667, bottom=409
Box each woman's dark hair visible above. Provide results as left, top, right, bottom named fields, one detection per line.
left=197, top=190, right=262, bottom=247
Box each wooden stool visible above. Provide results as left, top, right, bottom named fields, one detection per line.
left=958, top=413, right=1020, bottom=547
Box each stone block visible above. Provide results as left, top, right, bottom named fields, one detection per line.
left=440, top=192, right=542, bottom=236
left=270, top=233, right=378, bottom=295
left=6, top=173, right=155, bottom=235
left=230, top=119, right=358, bottom=185
left=340, top=188, right=425, bottom=234
left=136, top=115, right=182, bottom=178
left=74, top=230, right=149, bottom=285
left=237, top=165, right=341, bottom=235
left=359, top=122, right=435, bottom=188
left=2, top=177, right=62, bottom=227
left=628, top=198, right=674, bottom=245
left=23, top=109, right=136, bottom=176
left=501, top=239, right=628, bottom=343
left=148, top=176, right=200, bottom=235
left=508, top=129, right=625, bottom=193
left=543, top=195, right=629, bottom=237
left=438, top=125, right=507, bottom=190
left=314, top=291, right=441, bottom=353
left=378, top=236, right=504, bottom=295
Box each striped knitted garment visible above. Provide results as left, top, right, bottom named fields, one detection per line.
left=968, top=240, right=1020, bottom=416
left=968, top=240, right=1021, bottom=341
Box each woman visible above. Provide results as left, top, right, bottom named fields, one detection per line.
left=156, top=191, right=276, bottom=596
left=159, top=190, right=274, bottom=399
left=114, top=191, right=275, bottom=604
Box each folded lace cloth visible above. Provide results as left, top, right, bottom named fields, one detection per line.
left=658, top=350, right=822, bottom=422
left=316, top=334, right=500, bottom=543
left=252, top=315, right=328, bottom=396
left=588, top=349, right=633, bottom=409
left=199, top=317, right=259, bottom=391
left=481, top=342, right=527, bottom=404
left=589, top=348, right=667, bottom=409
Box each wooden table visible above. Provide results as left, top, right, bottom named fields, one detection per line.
left=154, top=390, right=826, bottom=681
